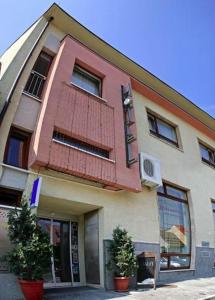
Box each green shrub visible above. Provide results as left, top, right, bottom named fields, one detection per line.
left=108, top=226, right=137, bottom=277
left=5, top=199, right=52, bottom=280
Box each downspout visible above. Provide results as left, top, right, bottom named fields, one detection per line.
left=0, top=16, right=54, bottom=125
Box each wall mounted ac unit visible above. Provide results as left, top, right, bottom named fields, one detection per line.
left=139, top=152, right=162, bottom=189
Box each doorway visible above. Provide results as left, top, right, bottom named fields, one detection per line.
left=38, top=218, right=80, bottom=287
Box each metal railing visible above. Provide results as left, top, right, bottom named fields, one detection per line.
left=24, top=70, right=46, bottom=99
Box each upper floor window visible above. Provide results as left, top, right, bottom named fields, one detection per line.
left=147, top=112, right=178, bottom=146
left=24, top=51, right=53, bottom=99
left=71, top=65, right=101, bottom=97
left=53, top=131, right=109, bottom=159
left=4, top=128, right=31, bottom=169
left=199, top=143, right=215, bottom=168
left=158, top=183, right=191, bottom=270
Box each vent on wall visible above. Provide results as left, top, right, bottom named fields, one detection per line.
left=139, top=152, right=162, bottom=189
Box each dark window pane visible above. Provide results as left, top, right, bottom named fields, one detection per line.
left=53, top=131, right=109, bottom=159
left=211, top=202, right=215, bottom=211
left=33, top=52, right=52, bottom=76
left=148, top=114, right=156, bottom=132
left=71, top=66, right=100, bottom=96
left=200, top=144, right=215, bottom=166
left=160, top=256, right=168, bottom=269
left=200, top=144, right=210, bottom=161
left=6, top=137, right=24, bottom=168
left=157, top=119, right=177, bottom=142
left=166, top=185, right=187, bottom=200
left=170, top=256, right=190, bottom=268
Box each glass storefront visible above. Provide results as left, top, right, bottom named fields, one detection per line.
left=38, top=218, right=80, bottom=286
left=158, top=183, right=191, bottom=270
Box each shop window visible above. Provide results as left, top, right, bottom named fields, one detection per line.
left=158, top=183, right=191, bottom=270
left=71, top=65, right=101, bottom=97
left=24, top=51, right=53, bottom=98
left=4, top=127, right=31, bottom=169
left=147, top=112, right=178, bottom=147
left=199, top=143, right=215, bottom=168
left=53, top=131, right=109, bottom=159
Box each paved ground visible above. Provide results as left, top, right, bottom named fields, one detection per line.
left=44, top=277, right=215, bottom=300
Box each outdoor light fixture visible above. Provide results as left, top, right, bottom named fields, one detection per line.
left=124, top=97, right=133, bottom=106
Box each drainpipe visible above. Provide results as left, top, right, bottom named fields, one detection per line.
left=0, top=16, right=54, bottom=125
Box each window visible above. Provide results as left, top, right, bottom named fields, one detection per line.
left=24, top=51, right=52, bottom=98
left=211, top=200, right=215, bottom=267
left=147, top=112, right=178, bottom=146
left=0, top=187, right=22, bottom=207
left=158, top=183, right=191, bottom=270
left=71, top=65, right=101, bottom=97
left=53, top=131, right=109, bottom=159
left=199, top=143, right=215, bottom=168
left=4, top=128, right=30, bottom=169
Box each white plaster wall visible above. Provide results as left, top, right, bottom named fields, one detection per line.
left=133, top=90, right=215, bottom=248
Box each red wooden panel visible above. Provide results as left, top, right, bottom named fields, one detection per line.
left=71, top=91, right=89, bottom=138
left=85, top=154, right=102, bottom=180
left=101, top=104, right=114, bottom=149
left=101, top=159, right=116, bottom=183
left=87, top=96, right=101, bottom=144
left=68, top=147, right=87, bottom=175
left=49, top=142, right=69, bottom=171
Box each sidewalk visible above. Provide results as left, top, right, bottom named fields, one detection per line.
left=44, top=277, right=215, bottom=300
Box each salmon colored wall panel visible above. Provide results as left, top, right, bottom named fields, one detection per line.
left=30, top=35, right=142, bottom=192
left=87, top=96, right=101, bottom=145
left=71, top=91, right=89, bottom=138
left=101, top=160, right=116, bottom=183
left=68, top=147, right=87, bottom=175
left=55, top=85, right=76, bottom=132
left=101, top=104, right=115, bottom=150
left=49, top=142, right=69, bottom=172
left=85, top=155, right=102, bottom=180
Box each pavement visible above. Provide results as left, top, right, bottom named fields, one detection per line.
left=44, top=277, right=215, bottom=300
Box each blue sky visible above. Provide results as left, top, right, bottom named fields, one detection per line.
left=1, top=0, right=215, bottom=118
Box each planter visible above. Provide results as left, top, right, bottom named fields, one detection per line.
left=114, top=277, right=129, bottom=292
left=18, top=279, right=44, bottom=300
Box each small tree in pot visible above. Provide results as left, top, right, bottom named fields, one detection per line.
left=108, top=226, right=137, bottom=292
left=5, top=199, right=52, bottom=300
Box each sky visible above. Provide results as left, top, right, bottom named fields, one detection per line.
left=1, top=0, right=215, bottom=118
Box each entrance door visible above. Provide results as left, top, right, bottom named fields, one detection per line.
left=38, top=218, right=80, bottom=286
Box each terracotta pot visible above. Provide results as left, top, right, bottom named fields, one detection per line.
left=114, top=277, right=129, bottom=292
left=18, top=279, right=44, bottom=300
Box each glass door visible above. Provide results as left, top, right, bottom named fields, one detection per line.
left=38, top=218, right=80, bottom=286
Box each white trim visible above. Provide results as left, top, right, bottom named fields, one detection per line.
left=0, top=204, right=21, bottom=210
left=1, top=163, right=30, bottom=174
left=69, top=82, right=108, bottom=103
left=22, top=91, right=42, bottom=103
left=52, top=139, right=115, bottom=163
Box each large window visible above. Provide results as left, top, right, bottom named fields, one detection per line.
left=71, top=65, right=101, bottom=97
left=4, top=128, right=30, bottom=169
left=199, top=143, right=215, bottom=168
left=24, top=51, right=52, bottom=98
left=158, top=183, right=191, bottom=270
left=147, top=112, right=178, bottom=146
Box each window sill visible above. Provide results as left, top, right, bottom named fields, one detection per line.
left=160, top=268, right=195, bottom=273
left=53, top=139, right=115, bottom=163
left=64, top=81, right=108, bottom=104
left=201, top=160, right=215, bottom=170
left=22, top=91, right=42, bottom=103
left=1, top=163, right=30, bottom=174
left=149, top=133, right=184, bottom=152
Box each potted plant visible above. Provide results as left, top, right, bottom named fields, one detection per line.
left=108, top=226, right=137, bottom=292
left=5, top=199, right=52, bottom=300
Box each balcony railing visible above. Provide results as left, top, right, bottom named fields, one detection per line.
left=24, top=70, right=46, bottom=99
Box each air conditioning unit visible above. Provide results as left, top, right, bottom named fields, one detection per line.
left=139, top=152, right=162, bottom=189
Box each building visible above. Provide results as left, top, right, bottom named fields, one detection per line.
left=0, top=3, right=215, bottom=290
